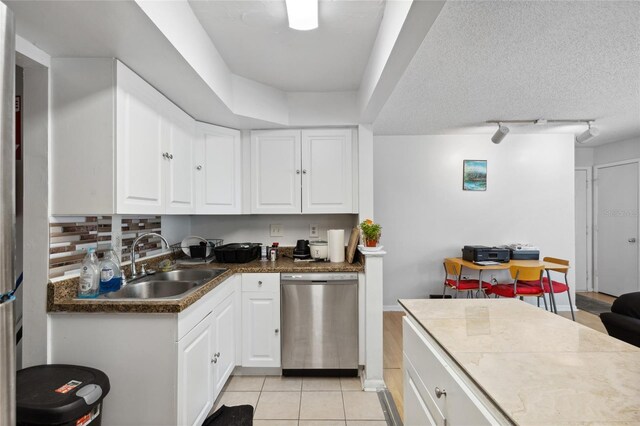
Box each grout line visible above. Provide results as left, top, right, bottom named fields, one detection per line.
left=341, top=389, right=348, bottom=422
left=298, top=385, right=303, bottom=421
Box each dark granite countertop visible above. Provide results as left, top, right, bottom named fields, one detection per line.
left=48, top=256, right=364, bottom=314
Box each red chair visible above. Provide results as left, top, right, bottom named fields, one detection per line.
left=490, top=265, right=548, bottom=310
left=521, top=257, right=575, bottom=320
left=443, top=259, right=491, bottom=298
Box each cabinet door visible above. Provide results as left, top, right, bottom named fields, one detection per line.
left=195, top=122, right=242, bottom=214
left=404, top=362, right=445, bottom=426
left=211, top=291, right=236, bottom=400
left=164, top=104, right=195, bottom=214
left=242, top=291, right=281, bottom=367
left=116, top=62, right=165, bottom=214
left=177, top=312, right=213, bottom=426
left=251, top=130, right=301, bottom=214
left=301, top=129, right=353, bottom=213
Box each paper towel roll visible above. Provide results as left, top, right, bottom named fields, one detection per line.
left=328, top=229, right=345, bottom=263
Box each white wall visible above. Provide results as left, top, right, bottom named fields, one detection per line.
left=190, top=214, right=358, bottom=247
left=575, top=147, right=594, bottom=167
left=594, top=137, right=640, bottom=165
left=374, top=134, right=576, bottom=309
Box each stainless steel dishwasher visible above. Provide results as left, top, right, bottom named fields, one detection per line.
left=281, top=273, right=358, bottom=376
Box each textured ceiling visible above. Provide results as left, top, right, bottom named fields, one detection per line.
left=188, top=0, right=384, bottom=92
left=373, top=1, right=640, bottom=145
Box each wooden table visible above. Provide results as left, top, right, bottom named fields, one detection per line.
left=445, top=257, right=570, bottom=313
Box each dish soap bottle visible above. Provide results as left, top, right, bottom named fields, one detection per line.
left=99, top=248, right=122, bottom=294
left=78, top=248, right=100, bottom=298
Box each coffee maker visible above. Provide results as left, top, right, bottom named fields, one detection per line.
left=293, top=240, right=311, bottom=259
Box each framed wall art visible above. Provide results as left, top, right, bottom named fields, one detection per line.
left=463, top=160, right=487, bottom=191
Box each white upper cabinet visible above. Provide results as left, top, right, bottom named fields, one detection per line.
left=164, top=103, right=196, bottom=214
left=302, top=129, right=353, bottom=213
left=116, top=61, right=166, bottom=214
left=195, top=122, right=242, bottom=214
left=251, top=130, right=302, bottom=214
left=250, top=129, right=356, bottom=214
left=51, top=58, right=196, bottom=215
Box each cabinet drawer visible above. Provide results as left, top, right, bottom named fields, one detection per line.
left=403, top=317, right=497, bottom=426
left=242, top=273, right=280, bottom=292
left=404, top=353, right=446, bottom=426
left=403, top=317, right=450, bottom=411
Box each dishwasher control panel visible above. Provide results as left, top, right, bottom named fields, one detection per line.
left=281, top=273, right=358, bottom=282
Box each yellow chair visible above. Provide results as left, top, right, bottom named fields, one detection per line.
left=521, top=257, right=574, bottom=320
left=490, top=265, right=548, bottom=310
left=442, top=259, right=491, bottom=298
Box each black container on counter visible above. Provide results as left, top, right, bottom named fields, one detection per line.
left=213, top=243, right=261, bottom=263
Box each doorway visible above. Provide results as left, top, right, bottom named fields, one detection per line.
left=574, top=167, right=592, bottom=292
left=595, top=160, right=640, bottom=297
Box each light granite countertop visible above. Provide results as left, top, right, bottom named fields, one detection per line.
left=399, top=298, right=640, bottom=425
left=48, top=256, right=363, bottom=314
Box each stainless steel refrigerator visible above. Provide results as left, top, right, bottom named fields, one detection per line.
left=0, top=2, right=15, bottom=425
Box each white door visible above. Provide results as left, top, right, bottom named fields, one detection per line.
left=164, top=105, right=195, bottom=214
left=195, top=123, right=242, bottom=214
left=575, top=169, right=590, bottom=291
left=242, top=291, right=281, bottom=367
left=116, top=63, right=165, bottom=214
left=177, top=313, right=213, bottom=426
left=596, top=162, right=640, bottom=296
left=251, top=130, right=301, bottom=214
left=301, top=129, right=354, bottom=213
left=211, top=292, right=236, bottom=400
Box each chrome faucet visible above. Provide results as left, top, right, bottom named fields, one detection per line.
left=130, top=232, right=169, bottom=279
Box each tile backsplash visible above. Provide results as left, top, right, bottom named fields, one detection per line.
left=49, top=215, right=163, bottom=279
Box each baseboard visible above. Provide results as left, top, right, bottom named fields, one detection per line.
left=384, top=304, right=404, bottom=312
left=554, top=304, right=579, bottom=313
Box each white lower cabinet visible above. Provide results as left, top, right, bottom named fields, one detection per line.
left=211, top=290, right=236, bottom=397
left=403, top=317, right=501, bottom=426
left=177, top=312, right=214, bottom=426
left=241, top=273, right=281, bottom=367
left=50, top=275, right=240, bottom=426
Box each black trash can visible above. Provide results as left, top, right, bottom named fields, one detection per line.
left=17, top=364, right=110, bottom=426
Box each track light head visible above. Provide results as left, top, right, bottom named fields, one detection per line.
left=576, top=122, right=600, bottom=144
left=491, top=124, right=510, bottom=144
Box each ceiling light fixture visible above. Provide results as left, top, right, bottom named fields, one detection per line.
left=491, top=123, right=510, bottom=144
left=285, top=0, right=318, bottom=31
left=486, top=119, right=598, bottom=144
left=575, top=121, right=600, bottom=144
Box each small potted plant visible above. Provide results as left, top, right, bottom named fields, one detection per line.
left=360, top=219, right=382, bottom=247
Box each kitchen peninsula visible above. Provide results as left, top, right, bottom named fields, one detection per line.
left=400, top=298, right=640, bottom=425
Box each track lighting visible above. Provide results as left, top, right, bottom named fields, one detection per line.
left=575, top=122, right=600, bottom=144
left=486, top=119, right=599, bottom=144
left=491, top=123, right=510, bottom=144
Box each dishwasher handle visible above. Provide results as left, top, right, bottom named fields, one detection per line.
left=281, top=273, right=358, bottom=282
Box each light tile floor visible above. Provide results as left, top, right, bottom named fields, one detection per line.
left=213, top=376, right=388, bottom=425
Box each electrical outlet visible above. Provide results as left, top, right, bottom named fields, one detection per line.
left=309, top=224, right=319, bottom=238
left=270, top=224, right=284, bottom=237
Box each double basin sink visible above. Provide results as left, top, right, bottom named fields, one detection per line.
left=98, top=268, right=227, bottom=301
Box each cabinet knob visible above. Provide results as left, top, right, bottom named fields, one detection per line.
left=211, top=358, right=217, bottom=364
left=275, top=329, right=279, bottom=334
left=215, top=352, right=220, bottom=357
left=258, top=281, right=262, bottom=286
left=168, top=153, right=174, bottom=160
left=435, top=387, right=446, bottom=398
left=162, top=152, right=168, bottom=159
left=296, top=170, right=301, bottom=175
left=196, top=165, right=202, bottom=170
left=302, top=169, right=307, bottom=174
